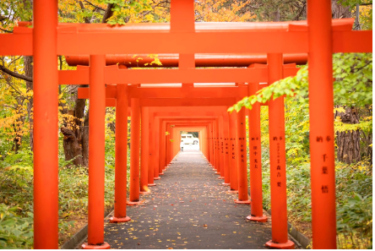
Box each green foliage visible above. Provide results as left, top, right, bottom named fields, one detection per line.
left=229, top=53, right=372, bottom=113
left=249, top=0, right=306, bottom=21
left=0, top=129, right=122, bottom=248
left=105, top=0, right=155, bottom=25
left=338, top=0, right=372, bottom=30
left=248, top=52, right=373, bottom=248
left=336, top=159, right=372, bottom=231
left=0, top=1, right=33, bottom=31
left=333, top=53, right=372, bottom=107
left=260, top=148, right=372, bottom=248
left=0, top=204, right=33, bottom=249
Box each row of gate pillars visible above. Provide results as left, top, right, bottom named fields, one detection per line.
left=0, top=0, right=372, bottom=249
left=74, top=54, right=301, bottom=250
left=83, top=55, right=294, bottom=249
left=83, top=96, right=294, bottom=248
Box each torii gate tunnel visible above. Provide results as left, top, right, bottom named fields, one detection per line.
left=0, top=0, right=372, bottom=249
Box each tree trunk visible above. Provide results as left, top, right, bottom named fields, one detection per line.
left=102, top=3, right=115, bottom=23
left=61, top=126, right=83, bottom=166
left=82, top=109, right=89, bottom=166
left=331, top=1, right=360, bottom=165
left=106, top=107, right=116, bottom=133
left=11, top=97, right=26, bottom=153
left=335, top=107, right=361, bottom=164
left=331, top=0, right=352, bottom=19
left=60, top=89, right=87, bottom=167
left=24, top=56, right=33, bottom=150
left=60, top=2, right=115, bottom=167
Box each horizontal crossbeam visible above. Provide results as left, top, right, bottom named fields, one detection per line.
left=0, top=30, right=371, bottom=56
left=79, top=85, right=249, bottom=99
left=65, top=53, right=309, bottom=67
left=104, top=98, right=244, bottom=107
left=60, top=64, right=297, bottom=85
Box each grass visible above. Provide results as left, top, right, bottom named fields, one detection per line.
left=260, top=147, right=372, bottom=249
left=0, top=135, right=128, bottom=248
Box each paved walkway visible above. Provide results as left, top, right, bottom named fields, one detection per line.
left=104, top=151, right=278, bottom=249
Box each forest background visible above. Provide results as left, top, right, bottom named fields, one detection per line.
left=0, top=0, right=372, bottom=249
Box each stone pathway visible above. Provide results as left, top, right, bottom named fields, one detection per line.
left=103, top=151, right=283, bottom=249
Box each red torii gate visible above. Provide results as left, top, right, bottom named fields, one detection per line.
left=0, top=0, right=372, bottom=249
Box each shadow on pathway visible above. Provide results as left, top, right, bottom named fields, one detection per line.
left=105, top=151, right=275, bottom=249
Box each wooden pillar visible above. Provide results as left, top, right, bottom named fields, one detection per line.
left=214, top=119, right=220, bottom=174
left=205, top=127, right=209, bottom=158
left=170, top=127, right=174, bottom=163
left=201, top=129, right=206, bottom=156
left=128, top=98, right=142, bottom=205
left=33, top=0, right=58, bottom=248
left=207, top=125, right=211, bottom=162
left=223, top=113, right=231, bottom=185
left=140, top=107, right=151, bottom=194
left=229, top=112, right=239, bottom=192
left=218, top=116, right=225, bottom=179
left=212, top=122, right=215, bottom=168
left=265, top=54, right=294, bottom=249
left=166, top=123, right=171, bottom=165
left=308, top=0, right=337, bottom=248
left=159, top=120, right=165, bottom=175
left=154, top=117, right=161, bottom=180
left=247, top=83, right=267, bottom=222
left=235, top=108, right=251, bottom=204
left=210, top=124, right=214, bottom=165
left=82, top=55, right=110, bottom=249
left=212, top=122, right=217, bottom=169
left=148, top=111, right=156, bottom=186
left=209, top=123, right=215, bottom=168
left=110, top=84, right=131, bottom=223
left=164, top=122, right=169, bottom=166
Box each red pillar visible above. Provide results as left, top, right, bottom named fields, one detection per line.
left=223, top=113, right=231, bottom=185
left=159, top=120, right=166, bottom=175
left=265, top=54, right=294, bottom=249
left=33, top=0, right=58, bottom=248
left=154, top=117, right=161, bottom=180
left=229, top=112, right=239, bottom=193
left=206, top=125, right=210, bottom=162
left=207, top=125, right=212, bottom=163
left=82, top=55, right=110, bottom=249
left=168, top=125, right=175, bottom=164
left=212, top=122, right=217, bottom=169
left=212, top=123, right=215, bottom=168
left=209, top=123, right=215, bottom=169
left=308, top=1, right=337, bottom=248
left=148, top=111, right=156, bottom=186
left=247, top=83, right=267, bottom=222
left=110, top=84, right=131, bottom=223
left=235, top=108, right=251, bottom=204
left=128, top=98, right=143, bottom=205
left=210, top=123, right=214, bottom=166
left=214, top=119, right=220, bottom=174
left=140, top=107, right=151, bottom=194
left=218, top=116, right=225, bottom=179
left=165, top=123, right=170, bottom=167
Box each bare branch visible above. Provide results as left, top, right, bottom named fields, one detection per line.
left=84, top=0, right=106, bottom=11
left=0, top=64, right=33, bottom=82
left=292, top=1, right=306, bottom=21
left=3, top=78, right=22, bottom=95
left=102, top=3, right=115, bottom=23
left=0, top=27, right=12, bottom=33
left=3, top=104, right=18, bottom=109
